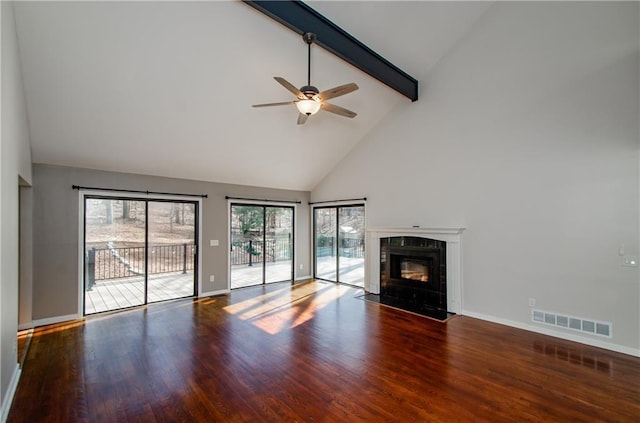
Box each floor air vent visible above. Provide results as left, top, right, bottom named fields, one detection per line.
left=532, top=309, right=611, bottom=338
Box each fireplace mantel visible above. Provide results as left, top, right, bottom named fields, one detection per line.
left=365, top=227, right=465, bottom=313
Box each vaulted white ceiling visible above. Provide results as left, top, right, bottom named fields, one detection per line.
left=14, top=1, right=492, bottom=191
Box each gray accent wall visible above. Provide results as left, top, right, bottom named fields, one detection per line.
left=312, top=2, right=640, bottom=354
left=18, top=184, right=33, bottom=329
left=31, top=164, right=311, bottom=321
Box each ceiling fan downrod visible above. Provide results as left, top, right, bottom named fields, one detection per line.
left=303, top=33, right=316, bottom=89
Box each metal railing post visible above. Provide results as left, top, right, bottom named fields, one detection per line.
left=182, top=243, right=187, bottom=274
left=87, top=248, right=96, bottom=291
left=248, top=240, right=253, bottom=266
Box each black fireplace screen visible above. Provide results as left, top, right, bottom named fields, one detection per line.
left=398, top=258, right=430, bottom=282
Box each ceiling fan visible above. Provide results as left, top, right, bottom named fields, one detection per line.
left=252, top=33, right=359, bottom=125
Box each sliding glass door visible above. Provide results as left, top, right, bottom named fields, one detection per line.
left=230, top=204, right=294, bottom=289
left=265, top=207, right=294, bottom=284
left=84, top=198, right=146, bottom=312
left=313, top=205, right=365, bottom=287
left=84, top=197, right=198, bottom=315
left=314, top=208, right=337, bottom=281
left=147, top=202, right=197, bottom=303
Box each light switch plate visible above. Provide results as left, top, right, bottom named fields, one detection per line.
left=210, top=240, right=219, bottom=247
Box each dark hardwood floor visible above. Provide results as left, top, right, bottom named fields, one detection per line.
left=8, top=280, right=640, bottom=422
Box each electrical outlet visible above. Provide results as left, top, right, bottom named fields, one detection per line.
left=528, top=298, right=536, bottom=307
left=209, top=275, right=215, bottom=282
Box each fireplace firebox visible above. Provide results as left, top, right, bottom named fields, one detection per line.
left=380, top=236, right=447, bottom=312
left=393, top=256, right=431, bottom=282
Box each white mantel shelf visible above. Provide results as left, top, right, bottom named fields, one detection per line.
left=365, top=227, right=465, bottom=314
left=366, top=227, right=465, bottom=236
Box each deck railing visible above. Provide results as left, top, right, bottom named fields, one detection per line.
left=315, top=237, right=364, bottom=258
left=230, top=238, right=292, bottom=266
left=86, top=237, right=296, bottom=285
left=86, top=236, right=363, bottom=289
left=86, top=243, right=196, bottom=290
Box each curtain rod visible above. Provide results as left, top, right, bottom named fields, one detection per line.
left=309, top=197, right=367, bottom=205
left=72, top=185, right=208, bottom=198
left=225, top=195, right=302, bottom=205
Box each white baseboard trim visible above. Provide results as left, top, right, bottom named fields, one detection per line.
left=462, top=310, right=640, bottom=357
left=295, top=275, right=312, bottom=282
left=1, top=364, right=21, bottom=423
left=199, top=289, right=229, bottom=298
left=31, top=313, right=81, bottom=328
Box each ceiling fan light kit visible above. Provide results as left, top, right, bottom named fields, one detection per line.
left=252, top=32, right=359, bottom=125
left=296, top=98, right=321, bottom=116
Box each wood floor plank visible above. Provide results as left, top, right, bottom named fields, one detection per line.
left=9, top=281, right=640, bottom=422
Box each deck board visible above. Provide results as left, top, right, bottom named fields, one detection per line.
left=85, top=272, right=192, bottom=314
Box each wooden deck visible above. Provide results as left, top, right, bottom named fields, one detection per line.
left=10, top=280, right=640, bottom=422
left=85, top=271, right=195, bottom=314
left=230, top=256, right=364, bottom=288
left=87, top=255, right=364, bottom=314
left=87, top=262, right=304, bottom=314
left=315, top=255, right=364, bottom=287
left=230, top=261, right=294, bottom=289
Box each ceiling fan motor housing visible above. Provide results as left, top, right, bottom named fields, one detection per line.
left=300, top=85, right=319, bottom=98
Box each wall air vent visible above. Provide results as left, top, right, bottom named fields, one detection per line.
left=532, top=309, right=612, bottom=339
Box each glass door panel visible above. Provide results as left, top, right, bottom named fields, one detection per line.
left=84, top=197, right=199, bottom=315
left=265, top=207, right=294, bottom=284
left=230, top=205, right=265, bottom=288
left=338, top=206, right=365, bottom=287
left=313, top=205, right=365, bottom=286
left=147, top=201, right=197, bottom=303
left=230, top=204, right=295, bottom=288
left=314, top=208, right=337, bottom=282
left=84, top=198, right=146, bottom=314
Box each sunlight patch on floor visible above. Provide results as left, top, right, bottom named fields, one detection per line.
left=223, top=285, right=299, bottom=317
left=223, top=282, right=353, bottom=335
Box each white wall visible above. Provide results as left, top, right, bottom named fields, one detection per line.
left=1, top=1, right=33, bottom=418
left=313, top=2, right=640, bottom=354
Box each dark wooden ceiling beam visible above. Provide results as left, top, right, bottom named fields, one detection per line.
left=244, top=0, right=419, bottom=101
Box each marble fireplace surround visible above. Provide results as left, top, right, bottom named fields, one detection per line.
left=365, top=227, right=465, bottom=314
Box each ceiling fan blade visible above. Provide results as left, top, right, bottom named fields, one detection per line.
left=320, top=102, right=357, bottom=118
left=297, top=113, right=308, bottom=125
left=314, top=83, right=359, bottom=101
left=252, top=101, right=294, bottom=108
left=274, top=77, right=305, bottom=100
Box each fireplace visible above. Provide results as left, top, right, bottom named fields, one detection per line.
left=365, top=227, right=464, bottom=314
left=380, top=236, right=447, bottom=312
left=395, top=257, right=430, bottom=282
